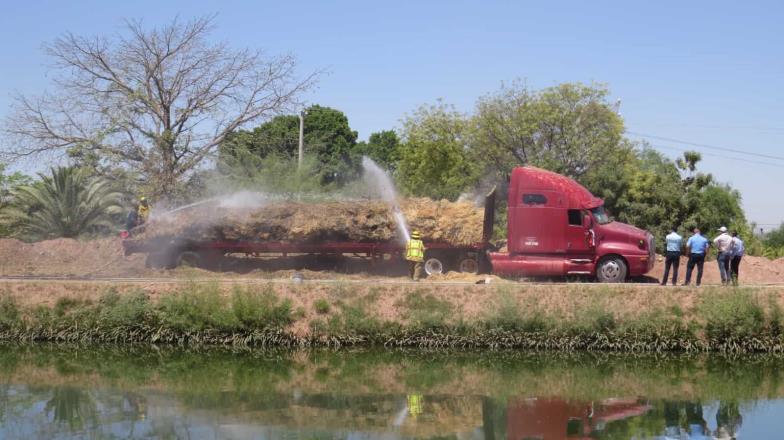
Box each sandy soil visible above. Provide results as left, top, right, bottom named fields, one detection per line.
left=648, top=254, right=784, bottom=285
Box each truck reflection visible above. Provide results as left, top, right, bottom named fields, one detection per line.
left=506, top=397, right=652, bottom=440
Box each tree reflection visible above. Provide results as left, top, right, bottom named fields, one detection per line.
left=44, top=386, right=97, bottom=431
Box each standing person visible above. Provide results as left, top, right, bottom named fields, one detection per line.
left=683, top=228, right=709, bottom=287
left=405, top=230, right=425, bottom=281
left=729, top=231, right=745, bottom=286
left=661, top=226, right=683, bottom=286
left=125, top=204, right=140, bottom=232
left=137, top=196, right=151, bottom=225
left=713, top=226, right=733, bottom=285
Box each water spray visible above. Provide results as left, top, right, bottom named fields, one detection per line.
left=361, top=157, right=411, bottom=243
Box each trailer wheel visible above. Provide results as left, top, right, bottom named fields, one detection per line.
left=145, top=251, right=176, bottom=269
left=424, top=257, right=444, bottom=276
left=596, top=256, right=627, bottom=283
left=177, top=251, right=202, bottom=268
left=458, top=257, right=479, bottom=274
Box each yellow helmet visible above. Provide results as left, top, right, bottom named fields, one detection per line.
left=139, top=196, right=147, bottom=202
left=411, top=230, right=421, bottom=239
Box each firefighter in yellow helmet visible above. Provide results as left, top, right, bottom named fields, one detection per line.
left=136, top=196, right=151, bottom=225
left=405, top=230, right=425, bottom=281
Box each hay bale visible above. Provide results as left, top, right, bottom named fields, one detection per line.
left=136, top=198, right=484, bottom=246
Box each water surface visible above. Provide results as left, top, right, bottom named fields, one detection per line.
left=0, top=346, right=782, bottom=439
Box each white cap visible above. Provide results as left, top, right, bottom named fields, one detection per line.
left=718, top=226, right=728, bottom=232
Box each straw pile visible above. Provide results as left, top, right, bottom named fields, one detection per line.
left=134, top=198, right=484, bottom=246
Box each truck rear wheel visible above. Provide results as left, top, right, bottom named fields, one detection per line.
left=596, top=256, right=627, bottom=283
left=424, top=257, right=444, bottom=276
left=177, top=251, right=202, bottom=268
left=458, top=257, right=478, bottom=274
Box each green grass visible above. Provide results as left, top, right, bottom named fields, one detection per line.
left=314, top=299, right=330, bottom=315
left=0, top=285, right=783, bottom=352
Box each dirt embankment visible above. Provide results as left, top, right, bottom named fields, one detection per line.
left=648, top=254, right=784, bottom=285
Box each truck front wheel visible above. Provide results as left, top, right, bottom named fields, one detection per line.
left=596, top=256, right=627, bottom=283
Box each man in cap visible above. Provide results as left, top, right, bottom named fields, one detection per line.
left=713, top=226, right=733, bottom=285
left=729, top=231, right=745, bottom=286
left=405, top=230, right=425, bottom=281
left=683, top=228, right=709, bottom=287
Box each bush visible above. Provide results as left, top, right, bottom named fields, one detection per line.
left=231, top=285, right=293, bottom=329
left=698, top=289, right=766, bottom=340
left=314, top=299, right=330, bottom=314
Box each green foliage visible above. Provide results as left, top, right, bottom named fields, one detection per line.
left=472, top=81, right=625, bottom=181
left=314, top=298, right=331, bottom=314
left=398, top=290, right=454, bottom=329
left=355, top=130, right=401, bottom=172
left=1, top=166, right=123, bottom=240
left=397, top=101, right=480, bottom=200
left=231, top=285, right=293, bottom=328
left=698, top=290, right=769, bottom=341
left=221, top=105, right=360, bottom=184
left=583, top=148, right=751, bottom=253
left=211, top=150, right=332, bottom=197
left=0, top=295, right=19, bottom=328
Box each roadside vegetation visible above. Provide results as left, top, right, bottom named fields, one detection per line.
left=1, top=284, right=784, bottom=352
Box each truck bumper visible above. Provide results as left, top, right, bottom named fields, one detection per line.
left=626, top=254, right=654, bottom=277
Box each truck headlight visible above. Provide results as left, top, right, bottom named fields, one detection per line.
left=638, top=239, right=646, bottom=250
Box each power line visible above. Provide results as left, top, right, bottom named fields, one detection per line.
left=627, top=131, right=784, bottom=162
left=648, top=144, right=784, bottom=169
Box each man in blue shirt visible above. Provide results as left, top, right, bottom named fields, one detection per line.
left=661, top=226, right=683, bottom=286
left=683, top=228, right=709, bottom=287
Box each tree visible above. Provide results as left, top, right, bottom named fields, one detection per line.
left=1, top=167, right=123, bottom=240
left=0, top=164, right=33, bottom=236
left=472, top=81, right=625, bottom=180
left=356, top=130, right=401, bottom=172
left=2, top=16, right=317, bottom=197
left=221, top=105, right=359, bottom=183
left=397, top=102, right=479, bottom=200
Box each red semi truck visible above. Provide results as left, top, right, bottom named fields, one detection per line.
left=488, top=166, right=655, bottom=282
left=122, top=166, right=654, bottom=282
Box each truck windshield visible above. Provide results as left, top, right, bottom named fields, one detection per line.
left=590, top=207, right=612, bottom=225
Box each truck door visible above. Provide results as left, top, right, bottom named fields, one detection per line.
left=508, top=191, right=562, bottom=254
left=564, top=209, right=594, bottom=255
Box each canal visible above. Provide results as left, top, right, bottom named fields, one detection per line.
left=0, top=345, right=781, bottom=438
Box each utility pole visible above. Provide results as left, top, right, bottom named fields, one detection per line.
left=298, top=110, right=305, bottom=170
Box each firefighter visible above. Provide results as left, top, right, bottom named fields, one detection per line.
left=405, top=230, right=425, bottom=281
left=137, top=196, right=151, bottom=225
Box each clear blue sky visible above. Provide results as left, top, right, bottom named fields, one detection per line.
left=1, top=0, right=782, bottom=227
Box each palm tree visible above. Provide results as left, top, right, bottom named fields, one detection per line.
left=1, top=167, right=123, bottom=239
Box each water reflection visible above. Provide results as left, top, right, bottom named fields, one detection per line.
left=0, top=346, right=781, bottom=439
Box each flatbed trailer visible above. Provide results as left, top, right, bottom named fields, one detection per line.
left=121, top=192, right=497, bottom=275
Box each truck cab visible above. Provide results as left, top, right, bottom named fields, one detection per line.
left=489, top=166, right=654, bottom=282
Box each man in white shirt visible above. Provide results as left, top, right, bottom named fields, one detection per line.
left=661, top=226, right=683, bottom=286
left=713, top=226, right=732, bottom=285
left=729, top=231, right=745, bottom=287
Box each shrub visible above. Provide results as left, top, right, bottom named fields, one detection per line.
left=314, top=299, right=330, bottom=314
left=698, top=289, right=765, bottom=340
left=398, top=290, right=453, bottom=329
left=231, top=285, right=293, bottom=329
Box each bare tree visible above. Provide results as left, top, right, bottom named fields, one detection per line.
left=2, top=16, right=318, bottom=196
